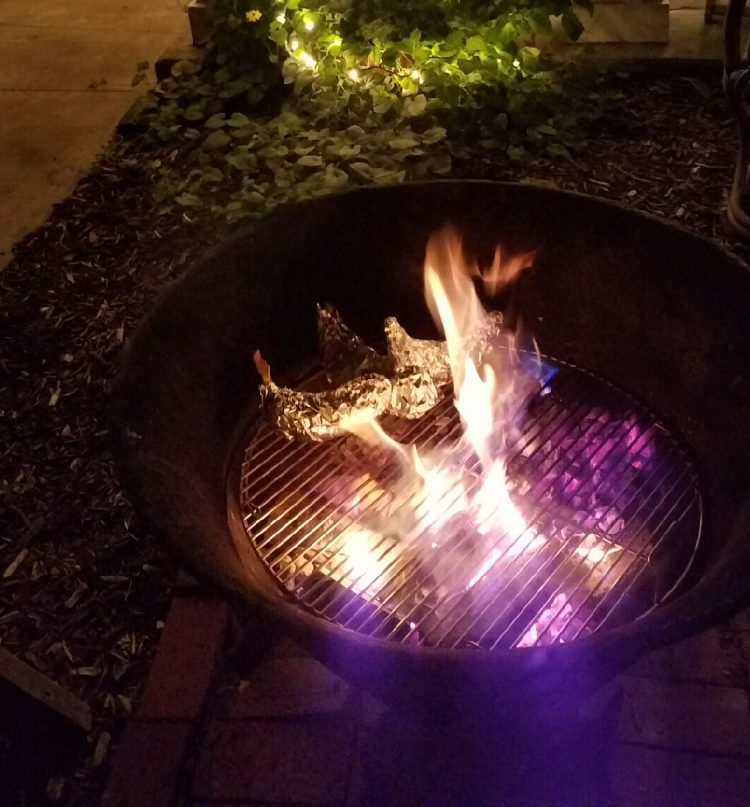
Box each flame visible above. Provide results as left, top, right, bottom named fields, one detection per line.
left=475, top=246, right=536, bottom=296
left=337, top=227, right=540, bottom=610
left=423, top=227, right=531, bottom=549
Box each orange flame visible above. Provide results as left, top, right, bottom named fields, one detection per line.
left=475, top=246, right=536, bottom=296
left=342, top=227, right=538, bottom=600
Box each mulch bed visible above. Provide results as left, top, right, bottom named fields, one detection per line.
left=0, top=72, right=747, bottom=806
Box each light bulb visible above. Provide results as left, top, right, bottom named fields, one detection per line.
left=513, top=59, right=521, bottom=68
left=276, top=13, right=285, bottom=23
left=301, top=52, right=317, bottom=67
left=411, top=69, right=421, bottom=81
left=290, top=38, right=299, bottom=50
left=305, top=20, right=314, bottom=30
left=333, top=36, right=342, bottom=46
left=348, top=68, right=359, bottom=80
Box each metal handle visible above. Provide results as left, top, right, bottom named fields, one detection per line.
left=725, top=0, right=750, bottom=234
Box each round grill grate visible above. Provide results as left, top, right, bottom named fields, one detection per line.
left=238, top=357, right=703, bottom=651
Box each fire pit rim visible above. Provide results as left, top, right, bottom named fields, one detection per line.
left=114, top=180, right=750, bottom=692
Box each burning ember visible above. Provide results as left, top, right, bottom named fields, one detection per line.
left=245, top=228, right=702, bottom=650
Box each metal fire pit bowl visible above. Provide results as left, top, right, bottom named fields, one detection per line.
left=115, top=181, right=750, bottom=716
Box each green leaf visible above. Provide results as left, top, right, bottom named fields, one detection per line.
left=346, top=125, right=366, bottom=140
left=546, top=143, right=572, bottom=159
left=204, top=113, right=227, bottom=129
left=204, top=131, right=231, bottom=149
left=422, top=126, right=447, bottom=145
left=171, top=60, right=197, bottom=77
left=390, top=137, right=420, bottom=150
left=348, top=162, right=373, bottom=179
left=270, top=23, right=288, bottom=46
left=297, top=155, right=324, bottom=166
left=226, top=153, right=258, bottom=171
left=428, top=152, right=452, bottom=174
left=227, top=112, right=251, bottom=127
left=536, top=124, right=557, bottom=135
left=184, top=105, right=204, bottom=121
left=403, top=94, right=427, bottom=117
left=561, top=12, right=585, bottom=42
left=372, top=168, right=406, bottom=185
left=202, top=166, right=224, bottom=182
left=174, top=193, right=202, bottom=206
left=465, top=35, right=485, bottom=54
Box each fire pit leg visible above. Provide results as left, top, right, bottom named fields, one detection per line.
left=724, top=0, right=750, bottom=236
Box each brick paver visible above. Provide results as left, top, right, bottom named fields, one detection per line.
left=613, top=742, right=750, bottom=807
left=617, top=677, right=750, bottom=755
left=101, top=721, right=193, bottom=807
left=625, top=626, right=748, bottom=687
left=191, top=715, right=357, bottom=804
left=227, top=656, right=351, bottom=718
left=137, top=594, right=230, bottom=721
left=105, top=586, right=750, bottom=807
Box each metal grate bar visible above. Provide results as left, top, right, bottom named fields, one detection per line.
left=408, top=406, right=667, bottom=647
left=239, top=356, right=703, bottom=652
left=492, top=451, right=692, bottom=648
left=442, top=428, right=667, bottom=649
left=247, top=396, right=457, bottom=559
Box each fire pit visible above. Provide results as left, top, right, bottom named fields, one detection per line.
left=115, top=181, right=750, bottom=715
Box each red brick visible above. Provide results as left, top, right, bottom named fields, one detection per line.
left=625, top=628, right=745, bottom=687
left=228, top=657, right=350, bottom=718
left=101, top=721, right=193, bottom=807
left=191, top=716, right=356, bottom=804
left=613, top=742, right=750, bottom=807
left=137, top=596, right=230, bottom=721
left=617, top=677, right=750, bottom=755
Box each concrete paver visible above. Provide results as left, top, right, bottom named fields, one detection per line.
left=0, top=0, right=185, bottom=269
left=617, top=676, right=750, bottom=755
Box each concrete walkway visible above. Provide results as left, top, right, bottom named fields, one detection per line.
left=0, top=0, right=186, bottom=269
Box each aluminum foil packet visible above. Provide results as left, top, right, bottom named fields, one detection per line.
left=258, top=371, right=393, bottom=442
left=317, top=304, right=392, bottom=381
left=255, top=350, right=440, bottom=442
left=256, top=305, right=551, bottom=443
left=384, top=317, right=451, bottom=386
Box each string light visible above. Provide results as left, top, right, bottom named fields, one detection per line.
left=411, top=69, right=422, bottom=82
left=513, top=59, right=521, bottom=68
left=290, top=38, right=299, bottom=50
left=276, top=13, right=285, bottom=23
left=305, top=20, right=314, bottom=30
left=348, top=68, right=359, bottom=80
left=300, top=52, right=317, bottom=68
left=333, top=36, right=342, bottom=46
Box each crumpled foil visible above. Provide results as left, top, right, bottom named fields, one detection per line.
left=384, top=317, right=451, bottom=385
left=258, top=305, right=547, bottom=443
left=260, top=364, right=441, bottom=442
left=389, top=367, right=441, bottom=419
left=317, top=304, right=392, bottom=381
left=260, top=374, right=393, bottom=442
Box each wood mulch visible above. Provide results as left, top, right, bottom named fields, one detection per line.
left=0, top=72, right=747, bottom=806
